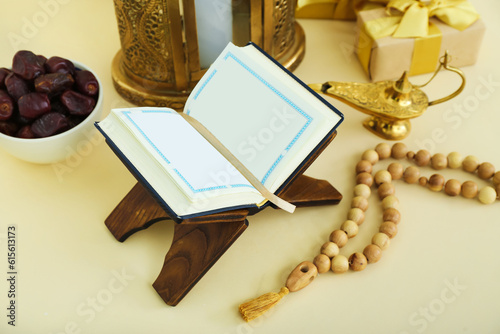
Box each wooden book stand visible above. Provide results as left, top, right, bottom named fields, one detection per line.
left=104, top=132, right=342, bottom=306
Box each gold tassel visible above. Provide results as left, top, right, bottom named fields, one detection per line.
left=238, top=287, right=289, bottom=322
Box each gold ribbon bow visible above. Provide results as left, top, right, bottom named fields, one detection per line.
left=365, top=0, right=479, bottom=40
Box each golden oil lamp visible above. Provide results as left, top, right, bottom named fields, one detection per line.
left=309, top=52, right=466, bottom=140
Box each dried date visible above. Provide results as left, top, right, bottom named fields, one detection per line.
left=35, top=73, right=74, bottom=96
left=31, top=112, right=69, bottom=138
left=16, top=125, right=35, bottom=139
left=0, top=68, right=11, bottom=89
left=12, top=50, right=45, bottom=80
left=0, top=90, right=14, bottom=121
left=60, top=90, right=95, bottom=116
left=18, top=92, right=51, bottom=119
left=36, top=55, right=47, bottom=67
left=5, top=73, right=30, bottom=101
left=75, top=70, right=99, bottom=96
left=45, top=56, right=75, bottom=75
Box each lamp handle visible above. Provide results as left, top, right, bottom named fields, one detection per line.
left=414, top=51, right=466, bottom=107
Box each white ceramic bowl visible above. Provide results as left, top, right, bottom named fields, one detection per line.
left=0, top=60, right=103, bottom=164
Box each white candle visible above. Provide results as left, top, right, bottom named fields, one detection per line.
left=195, top=0, right=233, bottom=68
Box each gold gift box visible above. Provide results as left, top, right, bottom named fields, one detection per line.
left=295, top=0, right=357, bottom=20
left=355, top=8, right=486, bottom=82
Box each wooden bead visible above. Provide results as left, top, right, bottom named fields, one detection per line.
left=493, top=171, right=500, bottom=185
left=391, top=142, right=408, bottom=159
left=477, top=162, right=495, bottom=180
left=374, top=170, right=392, bottom=186
left=356, top=160, right=373, bottom=174
left=462, top=155, right=479, bottom=173
left=375, top=143, right=391, bottom=159
left=403, top=166, right=420, bottom=184
left=478, top=186, right=497, bottom=204
left=356, top=172, right=373, bottom=187
left=382, top=195, right=399, bottom=210
left=286, top=261, right=318, bottom=292
left=431, top=153, right=447, bottom=170
left=329, top=229, right=348, bottom=248
left=447, top=152, right=462, bottom=169
left=378, top=182, right=395, bottom=199
left=372, top=232, right=390, bottom=250
left=383, top=208, right=401, bottom=224
left=428, top=174, right=445, bottom=192
left=313, top=254, right=331, bottom=274
left=321, top=242, right=339, bottom=258
left=380, top=221, right=398, bottom=238
left=353, top=184, right=371, bottom=198
left=387, top=162, right=404, bottom=180
left=348, top=253, right=367, bottom=271
left=341, top=220, right=359, bottom=238
left=406, top=151, right=415, bottom=160
left=363, top=244, right=382, bottom=263
left=362, top=149, right=379, bottom=165
left=414, top=150, right=431, bottom=166
left=347, top=208, right=365, bottom=225
left=331, top=255, right=349, bottom=273
left=418, top=176, right=428, bottom=187
left=351, top=196, right=369, bottom=211
left=462, top=181, right=478, bottom=199
left=444, top=179, right=461, bottom=196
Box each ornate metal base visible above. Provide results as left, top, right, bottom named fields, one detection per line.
left=363, top=116, right=411, bottom=141
left=278, top=22, right=306, bottom=72
left=111, top=51, right=191, bottom=111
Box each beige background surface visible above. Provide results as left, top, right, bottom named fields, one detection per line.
left=0, top=1, right=499, bottom=333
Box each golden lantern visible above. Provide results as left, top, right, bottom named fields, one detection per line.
left=111, top=0, right=305, bottom=110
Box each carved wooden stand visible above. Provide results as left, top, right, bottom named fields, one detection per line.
left=104, top=133, right=342, bottom=306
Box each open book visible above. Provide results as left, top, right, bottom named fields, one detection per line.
left=96, top=42, right=343, bottom=221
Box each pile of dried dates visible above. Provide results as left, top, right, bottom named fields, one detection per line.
left=0, top=50, right=99, bottom=138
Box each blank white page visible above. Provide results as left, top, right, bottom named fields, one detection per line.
left=185, top=43, right=342, bottom=191
left=115, top=108, right=257, bottom=198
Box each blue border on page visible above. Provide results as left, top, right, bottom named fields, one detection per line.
left=191, top=51, right=313, bottom=185
left=123, top=110, right=253, bottom=193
